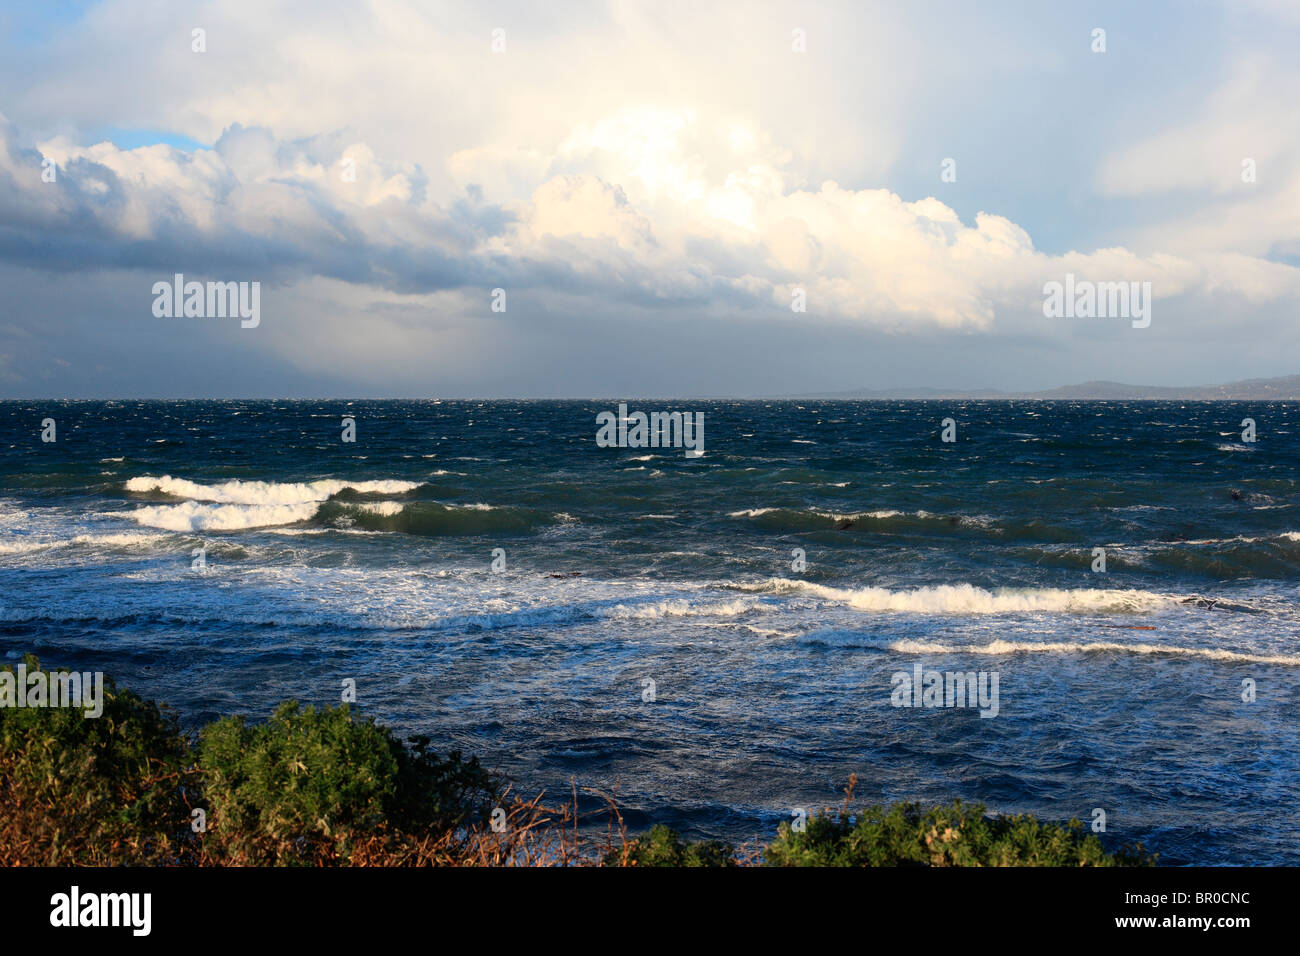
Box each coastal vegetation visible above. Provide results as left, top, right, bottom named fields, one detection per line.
left=0, top=657, right=1153, bottom=867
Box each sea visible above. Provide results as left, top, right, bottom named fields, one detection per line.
left=1, top=399, right=1297, bottom=864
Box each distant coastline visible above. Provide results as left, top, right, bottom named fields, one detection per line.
left=7, top=373, right=1300, bottom=402
left=790, top=373, right=1300, bottom=401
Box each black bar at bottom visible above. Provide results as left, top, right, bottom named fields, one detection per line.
left=0, top=865, right=1279, bottom=942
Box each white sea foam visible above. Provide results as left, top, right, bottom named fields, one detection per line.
left=0, top=527, right=175, bottom=555
left=725, top=507, right=987, bottom=526
left=131, top=500, right=321, bottom=531
left=123, top=475, right=424, bottom=531
left=357, top=501, right=405, bottom=516
left=890, top=638, right=1300, bottom=666
left=745, top=624, right=799, bottom=639
left=736, top=578, right=1174, bottom=614
left=1160, top=531, right=1300, bottom=546
left=125, top=475, right=421, bottom=505
left=0, top=538, right=54, bottom=556
left=71, top=531, right=175, bottom=549
left=607, top=598, right=757, bottom=620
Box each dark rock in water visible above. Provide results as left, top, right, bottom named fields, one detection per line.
left=1229, top=489, right=1243, bottom=501
left=548, top=571, right=582, bottom=578
left=835, top=518, right=856, bottom=530
left=1178, top=596, right=1257, bottom=612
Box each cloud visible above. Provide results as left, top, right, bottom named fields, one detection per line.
left=2, top=0, right=1300, bottom=395
left=1095, top=54, right=1300, bottom=261
left=3, top=104, right=1299, bottom=337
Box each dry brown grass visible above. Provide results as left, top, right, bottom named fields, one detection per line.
left=172, top=782, right=699, bottom=867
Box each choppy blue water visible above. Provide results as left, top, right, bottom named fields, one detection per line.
left=2, top=400, right=1297, bottom=863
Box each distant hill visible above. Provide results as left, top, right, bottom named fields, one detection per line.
left=798, top=374, right=1300, bottom=400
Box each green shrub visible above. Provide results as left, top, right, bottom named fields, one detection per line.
left=197, top=701, right=494, bottom=864
left=615, top=824, right=736, bottom=867
left=763, top=799, right=1154, bottom=867
left=0, top=655, right=193, bottom=865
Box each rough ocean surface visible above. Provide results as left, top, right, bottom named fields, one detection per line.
left=1, top=400, right=1297, bottom=863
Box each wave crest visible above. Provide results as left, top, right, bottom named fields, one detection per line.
left=125, top=475, right=421, bottom=505
left=734, top=578, right=1174, bottom=614
left=891, top=638, right=1300, bottom=666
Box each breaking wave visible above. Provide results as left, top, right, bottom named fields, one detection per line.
left=124, top=475, right=421, bottom=504
left=122, top=475, right=546, bottom=533
left=890, top=638, right=1300, bottom=666
left=732, top=578, right=1176, bottom=614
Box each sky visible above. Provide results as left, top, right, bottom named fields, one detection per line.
left=0, top=0, right=1298, bottom=397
